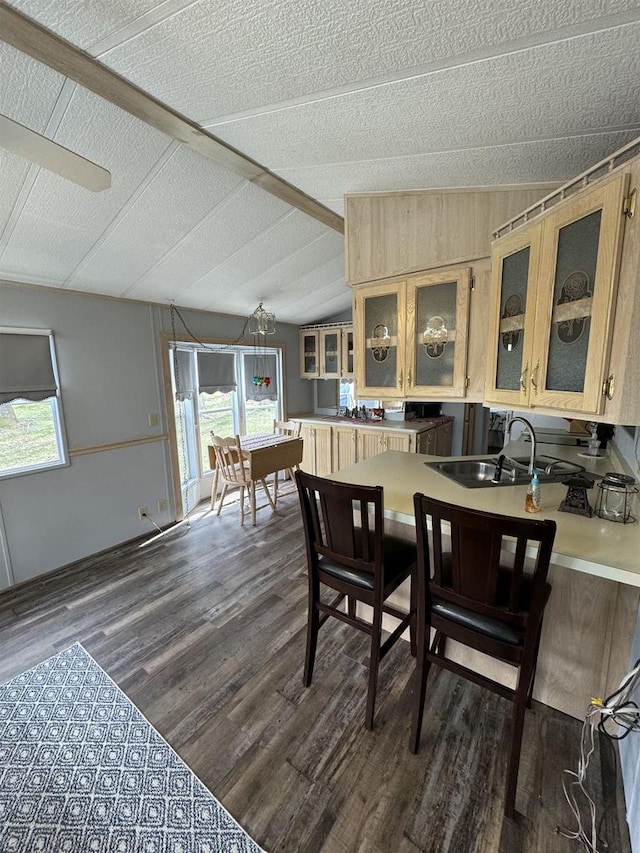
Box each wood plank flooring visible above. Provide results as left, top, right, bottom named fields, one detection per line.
left=0, top=490, right=632, bottom=853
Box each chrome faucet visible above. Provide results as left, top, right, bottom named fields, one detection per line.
left=503, top=416, right=537, bottom=476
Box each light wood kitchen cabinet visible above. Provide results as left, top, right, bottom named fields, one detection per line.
left=319, top=328, right=341, bottom=379
left=300, top=325, right=354, bottom=380
left=299, top=422, right=333, bottom=475
left=332, top=424, right=358, bottom=469
left=299, top=330, right=320, bottom=379
left=353, top=268, right=471, bottom=400
left=357, top=429, right=412, bottom=460
left=295, top=417, right=455, bottom=477
left=485, top=172, right=628, bottom=415
left=341, top=326, right=354, bottom=379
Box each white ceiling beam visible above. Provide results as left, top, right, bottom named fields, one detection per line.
left=0, top=2, right=344, bottom=234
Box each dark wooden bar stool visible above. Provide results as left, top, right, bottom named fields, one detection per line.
left=295, top=470, right=416, bottom=730
left=411, top=493, right=556, bottom=818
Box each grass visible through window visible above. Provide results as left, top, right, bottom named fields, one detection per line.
left=0, top=400, right=61, bottom=474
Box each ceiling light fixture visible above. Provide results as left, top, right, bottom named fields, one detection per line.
left=247, top=302, right=276, bottom=336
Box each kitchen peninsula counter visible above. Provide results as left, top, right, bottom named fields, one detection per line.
left=331, top=447, right=640, bottom=719
left=332, top=446, right=640, bottom=588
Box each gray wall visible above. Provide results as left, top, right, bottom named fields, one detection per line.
left=0, top=281, right=312, bottom=589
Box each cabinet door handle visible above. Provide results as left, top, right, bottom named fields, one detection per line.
left=530, top=360, right=540, bottom=393
left=408, top=367, right=412, bottom=386
left=399, top=369, right=403, bottom=388
left=520, top=362, right=528, bottom=392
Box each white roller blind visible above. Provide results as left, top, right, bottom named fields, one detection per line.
left=198, top=351, right=237, bottom=394
left=0, top=331, right=57, bottom=405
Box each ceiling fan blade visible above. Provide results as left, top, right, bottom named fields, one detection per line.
left=0, top=113, right=111, bottom=192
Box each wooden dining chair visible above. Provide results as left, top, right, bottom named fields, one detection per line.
left=272, top=419, right=302, bottom=500
left=210, top=434, right=275, bottom=526
left=411, top=493, right=556, bottom=818
left=295, top=469, right=416, bottom=730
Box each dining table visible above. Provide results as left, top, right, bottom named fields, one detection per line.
left=207, top=432, right=303, bottom=510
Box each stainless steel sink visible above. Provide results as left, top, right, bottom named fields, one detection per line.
left=425, top=455, right=585, bottom=488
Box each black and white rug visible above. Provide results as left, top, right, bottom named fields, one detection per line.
left=0, top=643, right=264, bottom=853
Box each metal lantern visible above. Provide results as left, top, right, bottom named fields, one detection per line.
left=594, top=473, right=638, bottom=524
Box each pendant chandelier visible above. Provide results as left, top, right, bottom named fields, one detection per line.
left=247, top=302, right=276, bottom=336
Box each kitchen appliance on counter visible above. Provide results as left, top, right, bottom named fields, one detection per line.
left=594, top=473, right=638, bottom=523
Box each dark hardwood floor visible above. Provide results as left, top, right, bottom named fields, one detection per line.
left=0, top=489, right=631, bottom=853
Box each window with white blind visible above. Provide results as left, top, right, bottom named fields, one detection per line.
left=170, top=344, right=283, bottom=488
left=0, top=328, right=68, bottom=477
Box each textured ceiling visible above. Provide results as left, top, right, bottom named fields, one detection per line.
left=1, top=0, right=640, bottom=323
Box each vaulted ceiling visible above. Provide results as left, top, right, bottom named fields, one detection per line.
left=1, top=0, right=639, bottom=324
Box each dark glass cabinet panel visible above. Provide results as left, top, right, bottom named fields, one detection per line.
left=495, top=247, right=530, bottom=392
left=364, top=293, right=398, bottom=388
left=321, top=331, right=340, bottom=377
left=545, top=210, right=601, bottom=393
left=415, top=281, right=456, bottom=387
left=301, top=331, right=318, bottom=377
left=343, top=329, right=354, bottom=377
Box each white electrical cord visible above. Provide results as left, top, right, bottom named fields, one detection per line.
left=559, top=657, right=640, bottom=852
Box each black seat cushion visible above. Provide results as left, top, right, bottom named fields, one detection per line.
left=318, top=534, right=416, bottom=591
left=430, top=597, right=522, bottom=645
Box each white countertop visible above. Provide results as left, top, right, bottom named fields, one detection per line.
left=293, top=414, right=451, bottom=433
left=331, top=445, right=640, bottom=588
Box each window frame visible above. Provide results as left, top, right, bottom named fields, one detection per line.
left=0, top=327, right=69, bottom=480
left=170, top=342, right=284, bottom=479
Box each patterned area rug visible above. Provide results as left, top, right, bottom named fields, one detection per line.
left=0, top=643, right=264, bottom=853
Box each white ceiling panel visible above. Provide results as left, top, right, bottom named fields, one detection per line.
left=3, top=1, right=640, bottom=325
left=0, top=88, right=174, bottom=286
left=59, top=0, right=640, bottom=120
left=0, top=42, right=64, bottom=130
left=278, top=131, right=640, bottom=199
left=10, top=0, right=168, bottom=48
left=201, top=253, right=347, bottom=323
left=229, top=227, right=345, bottom=303
left=190, top=218, right=342, bottom=308
left=199, top=228, right=344, bottom=314
left=125, top=181, right=295, bottom=302
left=0, top=150, right=32, bottom=239
left=65, top=146, right=244, bottom=293
left=208, top=27, right=640, bottom=170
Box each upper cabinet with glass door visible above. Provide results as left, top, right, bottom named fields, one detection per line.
left=319, top=328, right=341, bottom=379
left=354, top=271, right=471, bottom=399
left=341, top=326, right=354, bottom=379
left=354, top=281, right=406, bottom=398
left=405, top=269, right=471, bottom=398
left=300, top=330, right=320, bottom=379
left=485, top=172, right=629, bottom=415
left=484, top=225, right=542, bottom=409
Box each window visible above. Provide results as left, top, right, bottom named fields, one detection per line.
left=0, top=328, right=68, bottom=477
left=170, top=344, right=283, bottom=480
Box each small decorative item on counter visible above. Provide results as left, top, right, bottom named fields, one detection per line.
left=594, top=472, right=638, bottom=523
left=525, top=470, right=541, bottom=513
left=558, top=474, right=595, bottom=517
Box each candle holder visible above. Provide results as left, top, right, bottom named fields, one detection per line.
left=558, top=474, right=595, bottom=518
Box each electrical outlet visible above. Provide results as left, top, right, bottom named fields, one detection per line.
left=157, top=499, right=168, bottom=513
left=148, top=412, right=158, bottom=427
left=137, top=506, right=148, bottom=520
